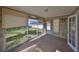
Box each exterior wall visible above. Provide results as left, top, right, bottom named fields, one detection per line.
left=2, top=8, right=28, bottom=28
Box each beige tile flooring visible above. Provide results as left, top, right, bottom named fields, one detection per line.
left=10, top=34, right=73, bottom=52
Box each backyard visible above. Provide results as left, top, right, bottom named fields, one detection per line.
left=5, top=26, right=43, bottom=50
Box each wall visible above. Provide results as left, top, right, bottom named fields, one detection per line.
left=2, top=8, right=28, bottom=28
left=59, top=18, right=67, bottom=39
left=53, top=19, right=59, bottom=33
left=52, top=18, right=60, bottom=37
left=52, top=18, right=67, bottom=39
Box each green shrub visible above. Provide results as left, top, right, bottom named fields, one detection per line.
left=28, top=30, right=37, bottom=35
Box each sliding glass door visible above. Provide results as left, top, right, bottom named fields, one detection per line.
left=68, top=15, right=77, bottom=51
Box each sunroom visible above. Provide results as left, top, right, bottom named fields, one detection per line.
left=0, top=6, right=79, bottom=52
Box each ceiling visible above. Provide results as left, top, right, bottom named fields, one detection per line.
left=7, top=6, right=77, bottom=18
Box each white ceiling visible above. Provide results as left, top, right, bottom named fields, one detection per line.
left=7, top=6, right=77, bottom=18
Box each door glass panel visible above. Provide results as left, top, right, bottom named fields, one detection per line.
left=72, top=34, right=76, bottom=47
left=69, top=33, right=71, bottom=43
left=68, top=17, right=76, bottom=47
left=71, top=17, right=76, bottom=47
left=69, top=18, right=72, bottom=43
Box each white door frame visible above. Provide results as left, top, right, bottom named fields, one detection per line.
left=67, top=14, right=77, bottom=52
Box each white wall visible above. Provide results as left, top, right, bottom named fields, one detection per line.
left=52, top=18, right=67, bottom=39
left=59, top=19, right=67, bottom=39
left=53, top=19, right=59, bottom=33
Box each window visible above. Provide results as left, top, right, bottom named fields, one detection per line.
left=4, top=18, right=44, bottom=51
left=28, top=18, right=44, bottom=39
left=5, top=26, right=28, bottom=50
left=47, top=21, right=51, bottom=31
left=28, top=18, right=38, bottom=39
left=3, top=8, right=45, bottom=51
